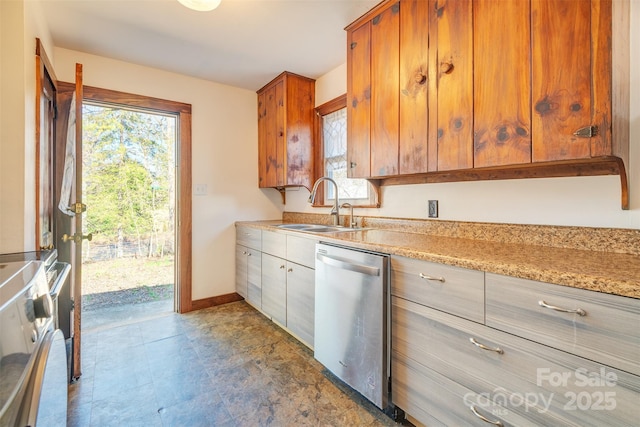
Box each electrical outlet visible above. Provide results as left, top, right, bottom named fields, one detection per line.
left=428, top=200, right=438, bottom=218
left=194, top=183, right=208, bottom=196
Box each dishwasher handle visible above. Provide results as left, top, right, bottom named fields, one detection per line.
left=316, top=252, right=380, bottom=276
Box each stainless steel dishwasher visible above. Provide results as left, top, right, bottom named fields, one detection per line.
left=314, top=242, right=390, bottom=410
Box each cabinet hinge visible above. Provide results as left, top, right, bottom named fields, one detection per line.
left=573, top=126, right=598, bottom=138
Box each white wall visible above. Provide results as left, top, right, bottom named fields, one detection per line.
left=285, top=2, right=640, bottom=230
left=0, top=0, right=56, bottom=253
left=53, top=48, right=283, bottom=300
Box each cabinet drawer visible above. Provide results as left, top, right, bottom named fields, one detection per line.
left=486, top=273, right=640, bottom=377
left=262, top=230, right=287, bottom=258
left=286, top=234, right=317, bottom=269
left=391, top=255, right=484, bottom=322
left=236, top=225, right=261, bottom=250
left=392, top=353, right=534, bottom=427
left=392, top=296, right=640, bottom=427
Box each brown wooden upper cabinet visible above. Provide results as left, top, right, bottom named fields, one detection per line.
left=346, top=0, right=630, bottom=208
left=257, top=72, right=315, bottom=192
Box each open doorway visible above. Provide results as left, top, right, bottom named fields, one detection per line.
left=80, top=102, right=177, bottom=330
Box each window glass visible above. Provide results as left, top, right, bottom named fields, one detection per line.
left=317, top=100, right=378, bottom=207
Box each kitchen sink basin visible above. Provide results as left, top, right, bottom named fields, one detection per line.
left=276, top=224, right=365, bottom=233
left=276, top=223, right=319, bottom=230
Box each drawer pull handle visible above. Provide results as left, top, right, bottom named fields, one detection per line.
left=419, top=273, right=445, bottom=282
left=470, top=337, right=504, bottom=354
left=470, top=405, right=504, bottom=426
left=538, top=300, right=586, bottom=316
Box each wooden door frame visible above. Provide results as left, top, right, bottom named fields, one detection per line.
left=35, top=39, right=58, bottom=250
left=77, top=85, right=193, bottom=313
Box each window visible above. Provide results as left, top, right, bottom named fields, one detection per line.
left=313, top=95, right=379, bottom=207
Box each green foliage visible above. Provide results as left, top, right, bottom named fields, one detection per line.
left=82, top=104, right=175, bottom=251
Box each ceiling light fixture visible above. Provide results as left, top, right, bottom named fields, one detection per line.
left=177, top=0, right=221, bottom=12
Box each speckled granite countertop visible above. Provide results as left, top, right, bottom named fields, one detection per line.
left=236, top=217, right=640, bottom=300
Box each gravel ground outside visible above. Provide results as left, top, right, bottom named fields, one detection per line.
left=81, top=257, right=174, bottom=310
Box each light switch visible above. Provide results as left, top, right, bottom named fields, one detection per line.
left=194, top=184, right=208, bottom=196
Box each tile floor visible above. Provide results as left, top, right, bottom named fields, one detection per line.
left=68, top=301, right=402, bottom=426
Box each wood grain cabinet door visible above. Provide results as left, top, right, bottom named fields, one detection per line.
left=473, top=0, right=532, bottom=168
left=257, top=90, right=268, bottom=187
left=347, top=21, right=372, bottom=179
left=531, top=0, right=593, bottom=162
left=433, top=0, right=473, bottom=172
left=370, top=2, right=400, bottom=178
left=257, top=73, right=314, bottom=189
left=399, top=0, right=430, bottom=175
left=284, top=76, right=314, bottom=189
left=259, top=83, right=280, bottom=188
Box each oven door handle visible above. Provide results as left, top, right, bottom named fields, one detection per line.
left=49, top=262, right=71, bottom=298
left=316, top=253, right=380, bottom=276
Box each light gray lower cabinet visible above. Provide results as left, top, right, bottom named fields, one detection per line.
left=235, top=244, right=249, bottom=299
left=286, top=261, right=315, bottom=348
left=261, top=253, right=287, bottom=326
left=391, top=255, right=485, bottom=323
left=391, top=261, right=640, bottom=427
left=235, top=225, right=262, bottom=307
left=235, top=244, right=262, bottom=308
left=392, top=352, right=535, bottom=427
left=486, top=272, right=640, bottom=377
left=242, top=229, right=317, bottom=348
left=246, top=250, right=262, bottom=308
left=261, top=253, right=315, bottom=347
left=236, top=225, right=261, bottom=250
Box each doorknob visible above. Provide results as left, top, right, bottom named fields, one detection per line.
left=62, top=233, right=93, bottom=244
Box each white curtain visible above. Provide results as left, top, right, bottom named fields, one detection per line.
left=58, top=92, right=76, bottom=216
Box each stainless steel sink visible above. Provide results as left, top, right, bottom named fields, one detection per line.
left=276, top=224, right=365, bottom=233
left=276, top=223, right=317, bottom=230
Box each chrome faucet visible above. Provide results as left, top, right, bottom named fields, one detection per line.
left=340, top=202, right=356, bottom=228
left=308, top=177, right=340, bottom=225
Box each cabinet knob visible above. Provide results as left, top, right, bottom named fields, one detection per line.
left=415, top=73, right=427, bottom=85
left=440, top=62, right=454, bottom=74
left=280, top=265, right=286, bottom=269
left=350, top=162, right=357, bottom=168
left=287, top=268, right=293, bottom=272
